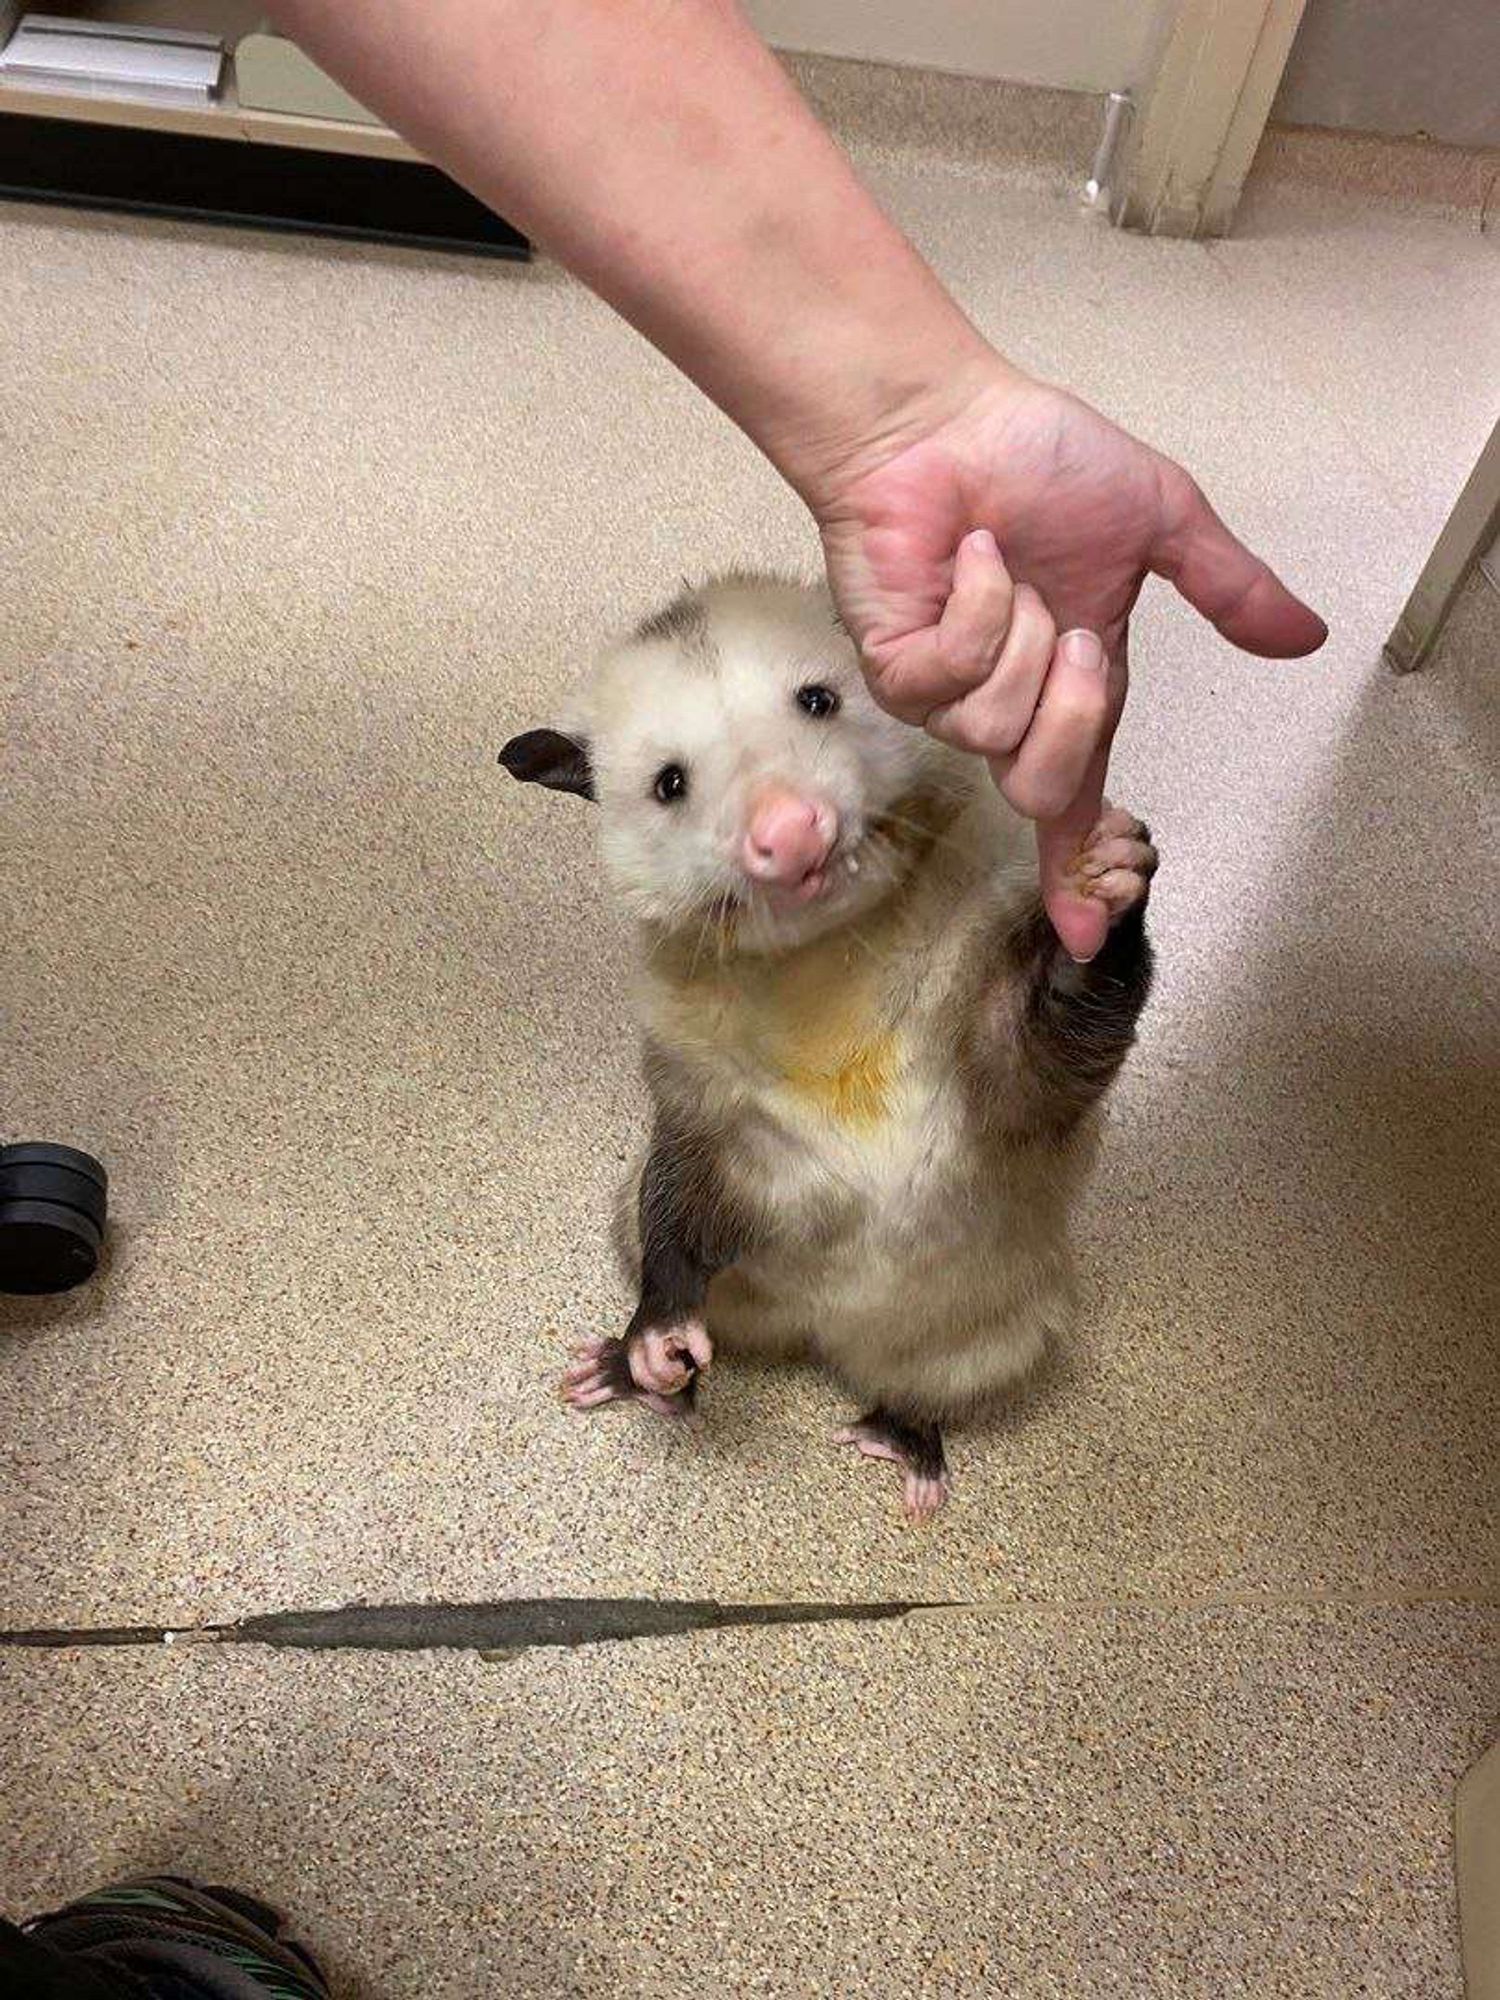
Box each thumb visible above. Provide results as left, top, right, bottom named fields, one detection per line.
left=1035, top=743, right=1111, bottom=963
left=1153, top=475, right=1327, bottom=659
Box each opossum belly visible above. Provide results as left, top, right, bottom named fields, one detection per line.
left=703, top=1256, right=815, bottom=1359
left=803, top=1176, right=1076, bottom=1419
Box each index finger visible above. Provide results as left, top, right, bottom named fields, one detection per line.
left=1035, top=746, right=1112, bottom=963
left=1033, top=637, right=1128, bottom=961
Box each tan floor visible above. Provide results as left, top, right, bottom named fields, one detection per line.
left=5, top=1605, right=1497, bottom=1998
left=2, top=56, right=1499, bottom=1996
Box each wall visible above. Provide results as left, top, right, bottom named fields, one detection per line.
left=1273, top=0, right=1500, bottom=149
left=744, top=0, right=1169, bottom=94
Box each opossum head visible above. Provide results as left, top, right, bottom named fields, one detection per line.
left=500, top=573, right=972, bottom=953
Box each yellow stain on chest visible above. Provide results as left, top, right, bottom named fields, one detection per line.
left=781, top=1029, right=899, bottom=1126
left=651, top=926, right=904, bottom=1129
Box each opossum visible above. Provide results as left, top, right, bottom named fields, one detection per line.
left=500, top=572, right=1155, bottom=1520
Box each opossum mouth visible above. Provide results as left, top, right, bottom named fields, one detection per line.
left=709, top=875, right=831, bottom=927
left=757, top=867, right=830, bottom=909
left=699, top=806, right=940, bottom=940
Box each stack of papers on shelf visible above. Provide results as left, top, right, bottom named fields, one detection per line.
left=0, top=13, right=224, bottom=102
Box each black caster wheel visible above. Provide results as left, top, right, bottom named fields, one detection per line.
left=0, top=1142, right=107, bottom=1295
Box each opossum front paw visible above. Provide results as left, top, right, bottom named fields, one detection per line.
left=835, top=1409, right=950, bottom=1524
left=629, top=1319, right=713, bottom=1395
left=560, top=1322, right=711, bottom=1419
left=1071, top=806, right=1157, bottom=922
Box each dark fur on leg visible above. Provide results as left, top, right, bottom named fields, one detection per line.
left=632, top=1138, right=733, bottom=1324
left=630, top=1115, right=751, bottom=1365
left=560, top=1107, right=755, bottom=1417
left=973, top=884, right=1154, bottom=1143
left=860, top=1409, right=946, bottom=1478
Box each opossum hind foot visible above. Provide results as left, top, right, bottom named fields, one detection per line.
left=835, top=1409, right=950, bottom=1524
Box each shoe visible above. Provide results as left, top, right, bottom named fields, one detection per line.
left=20, top=1875, right=332, bottom=1998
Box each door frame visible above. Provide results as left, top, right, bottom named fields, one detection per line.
left=1384, top=422, right=1500, bottom=672
left=1111, top=0, right=1313, bottom=236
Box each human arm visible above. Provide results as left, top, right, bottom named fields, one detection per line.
left=269, top=0, right=1326, bottom=957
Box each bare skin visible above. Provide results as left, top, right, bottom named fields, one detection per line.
left=272, top=0, right=1326, bottom=958
left=814, top=383, right=1315, bottom=956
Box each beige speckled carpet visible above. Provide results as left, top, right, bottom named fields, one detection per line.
left=3, top=58, right=1498, bottom=1999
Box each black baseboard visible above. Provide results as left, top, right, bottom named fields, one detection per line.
left=0, top=113, right=530, bottom=258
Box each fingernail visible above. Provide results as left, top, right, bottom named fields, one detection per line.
left=1069, top=948, right=1100, bottom=965
left=964, top=528, right=998, bottom=557
left=1058, top=628, right=1104, bottom=671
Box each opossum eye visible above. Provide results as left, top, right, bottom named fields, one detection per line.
left=796, top=684, right=840, bottom=718
left=653, top=763, right=689, bottom=804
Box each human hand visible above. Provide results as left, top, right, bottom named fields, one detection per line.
left=810, top=362, right=1327, bottom=959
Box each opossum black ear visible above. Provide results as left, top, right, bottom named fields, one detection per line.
left=498, top=728, right=596, bottom=801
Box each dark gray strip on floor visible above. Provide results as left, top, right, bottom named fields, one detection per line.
left=0, top=1597, right=936, bottom=1656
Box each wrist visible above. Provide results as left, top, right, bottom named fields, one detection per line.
left=770, top=328, right=1028, bottom=522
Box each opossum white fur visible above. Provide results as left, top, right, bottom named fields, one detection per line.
left=501, top=572, right=1154, bottom=1511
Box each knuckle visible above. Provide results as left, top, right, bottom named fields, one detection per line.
left=1010, top=582, right=1055, bottom=650
left=935, top=626, right=992, bottom=689
left=970, top=675, right=1039, bottom=755
left=971, top=720, right=1028, bottom=761
left=927, top=699, right=1026, bottom=759
left=977, top=695, right=1032, bottom=756
left=1004, top=766, right=1075, bottom=821
left=865, top=662, right=933, bottom=725
left=1044, top=692, right=1106, bottom=744
left=986, top=718, right=1030, bottom=757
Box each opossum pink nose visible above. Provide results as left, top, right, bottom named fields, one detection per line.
left=741, top=789, right=837, bottom=886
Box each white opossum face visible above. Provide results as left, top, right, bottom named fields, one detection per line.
left=501, top=576, right=963, bottom=954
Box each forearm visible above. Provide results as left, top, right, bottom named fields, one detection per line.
left=268, top=0, right=998, bottom=502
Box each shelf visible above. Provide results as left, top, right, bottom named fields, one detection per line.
left=0, top=69, right=420, bottom=158
left=0, top=3, right=419, bottom=160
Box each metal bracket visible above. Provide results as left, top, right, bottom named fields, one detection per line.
left=1083, top=90, right=1133, bottom=209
